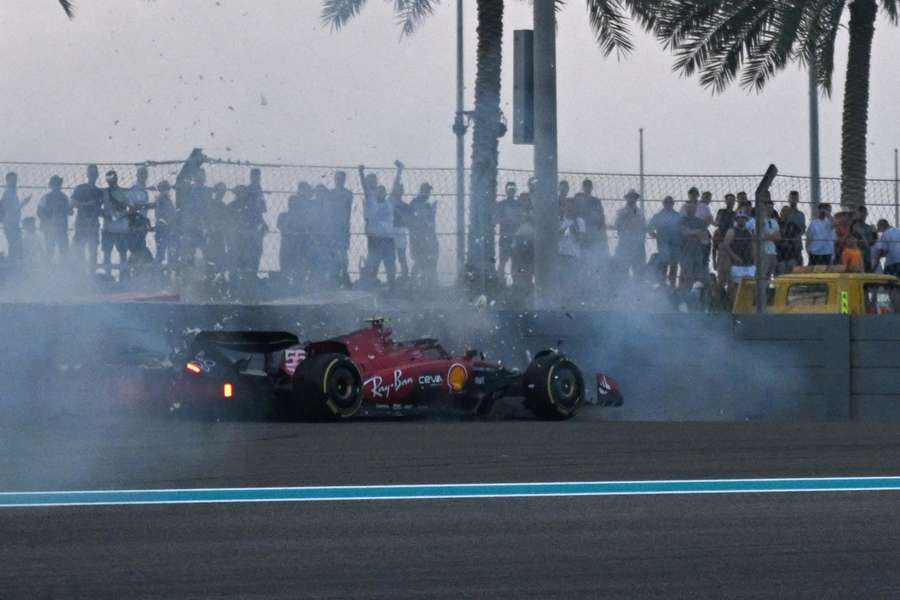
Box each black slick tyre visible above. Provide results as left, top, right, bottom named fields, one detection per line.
left=292, top=353, right=363, bottom=418
left=523, top=352, right=584, bottom=420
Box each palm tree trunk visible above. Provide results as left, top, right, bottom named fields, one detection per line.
left=467, top=0, right=504, bottom=289
left=840, top=0, right=877, bottom=207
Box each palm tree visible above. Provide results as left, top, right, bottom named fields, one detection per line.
left=322, top=0, right=655, bottom=285
left=653, top=0, right=898, bottom=206
left=60, top=0, right=74, bottom=18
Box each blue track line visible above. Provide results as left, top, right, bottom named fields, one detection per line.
left=3, top=476, right=900, bottom=508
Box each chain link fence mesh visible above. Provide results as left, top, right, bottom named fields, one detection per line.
left=2, top=157, right=898, bottom=283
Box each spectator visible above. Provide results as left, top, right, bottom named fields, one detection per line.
left=747, top=195, right=781, bottom=278
left=37, top=175, right=71, bottom=264
left=100, top=170, right=131, bottom=277
left=390, top=171, right=411, bottom=282
left=127, top=167, right=153, bottom=263
left=679, top=198, right=708, bottom=289
left=154, top=180, right=176, bottom=265
left=833, top=209, right=852, bottom=264
left=647, top=196, right=682, bottom=287
left=574, top=179, right=609, bottom=268
left=841, top=235, right=864, bottom=272
left=558, top=179, right=570, bottom=210
left=243, top=168, right=267, bottom=275
left=177, top=168, right=211, bottom=266
left=855, top=205, right=877, bottom=271
left=872, top=219, right=900, bottom=276
left=359, top=163, right=398, bottom=288
left=782, top=191, right=807, bottom=234
left=278, top=183, right=310, bottom=287
left=778, top=204, right=804, bottom=273
left=807, top=203, right=835, bottom=265
left=331, top=171, right=354, bottom=287
left=614, top=189, right=645, bottom=279
left=511, top=192, right=535, bottom=296
left=1, top=172, right=31, bottom=269
left=205, top=182, right=230, bottom=272
left=229, top=182, right=268, bottom=276
left=713, top=193, right=736, bottom=281
left=736, top=191, right=750, bottom=207
left=558, top=195, right=586, bottom=276
left=71, top=164, right=103, bottom=272
left=409, top=182, right=438, bottom=288
left=496, top=181, right=521, bottom=280
left=698, top=190, right=714, bottom=268
left=720, top=209, right=756, bottom=303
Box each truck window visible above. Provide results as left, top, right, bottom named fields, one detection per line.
left=786, top=284, right=829, bottom=306
left=863, top=284, right=900, bottom=315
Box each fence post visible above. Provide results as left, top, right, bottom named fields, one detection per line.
left=755, top=164, right=779, bottom=314
left=894, top=148, right=898, bottom=226
left=639, top=128, right=645, bottom=218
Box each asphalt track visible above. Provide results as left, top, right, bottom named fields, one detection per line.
left=5, top=414, right=900, bottom=598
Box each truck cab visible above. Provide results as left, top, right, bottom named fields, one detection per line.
left=733, top=269, right=900, bottom=315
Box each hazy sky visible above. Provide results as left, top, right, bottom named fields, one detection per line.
left=2, top=0, right=899, bottom=178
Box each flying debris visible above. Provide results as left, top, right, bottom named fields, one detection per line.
left=260, top=94, right=268, bottom=106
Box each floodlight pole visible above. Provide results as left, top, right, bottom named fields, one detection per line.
left=808, top=58, right=821, bottom=211
left=894, top=148, right=898, bottom=226
left=533, top=0, right=558, bottom=305
left=755, top=164, right=779, bottom=314
left=454, top=0, right=466, bottom=280
left=639, top=128, right=646, bottom=217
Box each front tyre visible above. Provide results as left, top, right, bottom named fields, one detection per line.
left=292, top=353, right=363, bottom=418
left=523, top=352, right=584, bottom=420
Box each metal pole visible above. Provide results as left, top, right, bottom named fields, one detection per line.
left=639, top=128, right=645, bottom=217
left=533, top=0, right=558, bottom=306
left=755, top=164, right=779, bottom=314
left=808, top=56, right=821, bottom=211
left=894, top=148, right=898, bottom=226
left=454, top=0, right=466, bottom=281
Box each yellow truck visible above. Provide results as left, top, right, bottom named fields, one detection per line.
left=733, top=270, right=900, bottom=315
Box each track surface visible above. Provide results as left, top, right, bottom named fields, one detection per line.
left=4, top=414, right=900, bottom=598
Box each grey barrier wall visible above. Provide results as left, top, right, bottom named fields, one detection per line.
left=1, top=302, right=898, bottom=421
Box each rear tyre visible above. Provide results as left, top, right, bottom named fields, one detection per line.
left=292, top=353, right=363, bottom=418
left=523, top=352, right=584, bottom=420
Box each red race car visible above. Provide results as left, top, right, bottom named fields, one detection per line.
left=172, top=319, right=622, bottom=421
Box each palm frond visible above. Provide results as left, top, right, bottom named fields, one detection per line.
left=739, top=0, right=806, bottom=91
left=321, top=0, right=369, bottom=30
left=59, top=0, right=74, bottom=18
left=879, top=0, right=899, bottom=24
left=585, top=0, right=635, bottom=57
left=394, top=0, right=437, bottom=36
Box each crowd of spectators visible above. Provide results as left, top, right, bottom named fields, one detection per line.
left=2, top=160, right=900, bottom=305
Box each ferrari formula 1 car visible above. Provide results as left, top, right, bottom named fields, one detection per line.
left=172, top=319, right=622, bottom=420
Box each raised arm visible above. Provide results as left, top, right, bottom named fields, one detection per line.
left=357, top=165, right=367, bottom=193
left=391, top=160, right=405, bottom=195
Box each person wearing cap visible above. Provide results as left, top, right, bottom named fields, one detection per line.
left=721, top=209, right=756, bottom=302
left=614, top=189, right=646, bottom=279
left=153, top=180, right=176, bottom=265
left=37, top=174, right=71, bottom=264
left=100, top=170, right=131, bottom=277
left=71, top=164, right=103, bottom=273
left=648, top=196, right=682, bottom=287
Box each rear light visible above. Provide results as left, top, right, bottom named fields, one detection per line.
left=185, top=361, right=203, bottom=374
left=223, top=383, right=234, bottom=399
left=448, top=364, right=468, bottom=392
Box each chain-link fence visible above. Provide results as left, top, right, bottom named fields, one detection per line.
left=2, top=157, right=898, bottom=284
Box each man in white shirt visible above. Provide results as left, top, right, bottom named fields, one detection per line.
left=806, top=203, right=836, bottom=265
left=872, top=219, right=900, bottom=276
left=359, top=162, right=400, bottom=288
left=558, top=196, right=586, bottom=261
left=746, top=196, right=781, bottom=277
